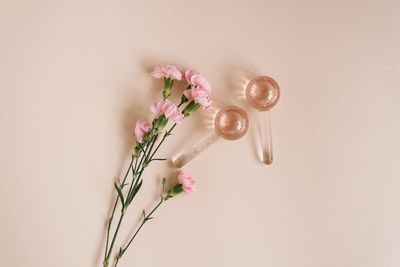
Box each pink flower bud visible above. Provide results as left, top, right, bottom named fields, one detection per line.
left=135, top=119, right=152, bottom=143
left=184, top=70, right=211, bottom=93
left=151, top=65, right=183, bottom=80
left=150, top=99, right=184, bottom=124
left=178, top=171, right=196, bottom=193
left=183, top=87, right=212, bottom=110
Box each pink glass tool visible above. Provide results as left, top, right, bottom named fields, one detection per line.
left=173, top=106, right=249, bottom=168
left=245, top=76, right=280, bottom=164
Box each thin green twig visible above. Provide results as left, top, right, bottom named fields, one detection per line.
left=104, top=157, right=135, bottom=259
left=105, top=123, right=177, bottom=266
left=113, top=199, right=165, bottom=267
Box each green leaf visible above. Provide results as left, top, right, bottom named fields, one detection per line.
left=132, top=180, right=143, bottom=199
left=151, top=158, right=167, bottom=162
left=126, top=180, right=143, bottom=205
left=114, top=182, right=125, bottom=208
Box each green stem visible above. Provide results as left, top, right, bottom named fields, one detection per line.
left=105, top=199, right=118, bottom=259
left=105, top=124, right=177, bottom=266
left=104, top=157, right=134, bottom=260
left=114, top=199, right=165, bottom=267
left=105, top=134, right=156, bottom=264
left=106, top=212, right=125, bottom=261
left=104, top=138, right=150, bottom=265
left=126, top=134, right=155, bottom=198
left=144, top=133, right=158, bottom=165
left=149, top=123, right=176, bottom=160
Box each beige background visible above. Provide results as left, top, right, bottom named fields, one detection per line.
left=1, top=0, right=400, bottom=267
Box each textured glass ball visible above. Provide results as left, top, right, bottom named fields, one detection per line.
left=214, top=106, right=249, bottom=140
left=245, top=76, right=280, bottom=111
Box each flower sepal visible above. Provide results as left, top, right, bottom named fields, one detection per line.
left=179, top=93, right=189, bottom=106
left=153, top=115, right=168, bottom=133
left=167, top=183, right=184, bottom=198
left=143, top=131, right=154, bottom=143
left=133, top=142, right=143, bottom=158
left=182, top=100, right=200, bottom=117
left=163, top=77, right=174, bottom=99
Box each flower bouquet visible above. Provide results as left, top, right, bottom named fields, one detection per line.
left=102, top=65, right=211, bottom=267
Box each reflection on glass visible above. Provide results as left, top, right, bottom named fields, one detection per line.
left=245, top=76, right=280, bottom=164
left=173, top=106, right=249, bottom=168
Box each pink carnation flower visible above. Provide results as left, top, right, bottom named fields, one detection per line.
left=135, top=119, right=152, bottom=143
left=178, top=171, right=196, bottom=193
left=185, top=70, right=211, bottom=93
left=183, top=87, right=212, bottom=110
left=150, top=99, right=184, bottom=124
left=151, top=65, right=183, bottom=80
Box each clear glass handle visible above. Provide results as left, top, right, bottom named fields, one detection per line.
left=261, top=111, right=273, bottom=164
left=173, top=131, right=220, bottom=168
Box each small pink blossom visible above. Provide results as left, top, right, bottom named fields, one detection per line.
left=178, top=171, right=196, bottom=193
left=150, top=99, right=184, bottom=124
left=151, top=65, right=183, bottom=80
left=184, top=87, right=212, bottom=110
left=185, top=70, right=211, bottom=93
left=135, top=119, right=152, bottom=143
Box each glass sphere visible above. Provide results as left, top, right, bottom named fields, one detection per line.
left=214, top=106, right=249, bottom=140
left=245, top=76, right=280, bottom=111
